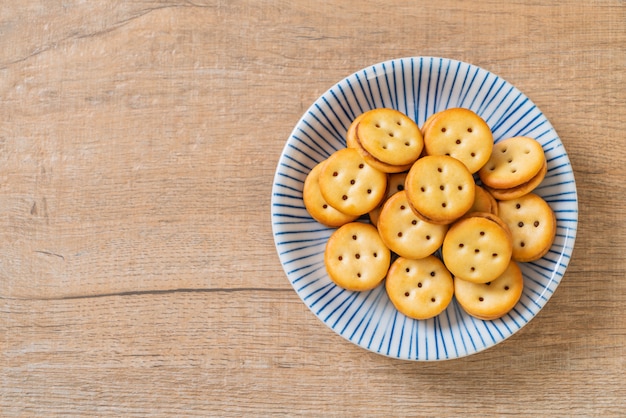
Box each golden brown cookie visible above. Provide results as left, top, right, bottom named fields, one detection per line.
left=454, top=259, right=524, bottom=320
left=347, top=112, right=413, bottom=174
left=484, top=158, right=547, bottom=201
left=303, top=161, right=359, bottom=227
left=478, top=136, right=545, bottom=189
left=357, top=108, right=424, bottom=166
left=369, top=172, right=408, bottom=227
left=324, top=222, right=391, bottom=291
left=469, top=185, right=499, bottom=216
left=318, top=148, right=387, bottom=217
left=423, top=107, right=493, bottom=173
left=377, top=191, right=448, bottom=260
left=385, top=256, right=454, bottom=320
left=405, top=155, right=476, bottom=225
left=442, top=214, right=513, bottom=284
left=497, top=193, right=557, bottom=262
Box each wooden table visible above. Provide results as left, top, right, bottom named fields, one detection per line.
left=1, top=1, right=624, bottom=416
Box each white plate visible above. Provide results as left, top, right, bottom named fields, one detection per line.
left=271, top=57, right=578, bottom=361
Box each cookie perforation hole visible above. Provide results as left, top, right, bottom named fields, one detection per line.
left=357, top=272, right=361, bottom=278
left=518, top=221, right=524, bottom=227
left=322, top=204, right=328, bottom=209
left=400, top=205, right=406, bottom=210
left=352, top=235, right=357, bottom=240
left=479, top=231, right=485, bottom=236
left=430, top=271, right=436, bottom=277
left=441, top=202, right=447, bottom=208
left=333, top=171, right=339, bottom=177
left=420, top=186, right=426, bottom=192
left=470, top=267, right=475, bottom=272
left=417, top=282, right=422, bottom=288
left=474, top=248, right=480, bottom=253
left=459, top=243, right=464, bottom=248
left=455, top=139, right=461, bottom=144
left=373, top=252, right=378, bottom=258
left=358, top=163, right=364, bottom=169
left=350, top=179, right=355, bottom=185
left=504, top=285, right=510, bottom=291
left=478, top=297, right=484, bottom=302
left=520, top=241, right=525, bottom=247
left=342, top=195, right=348, bottom=200
left=441, top=127, right=447, bottom=133
left=467, top=127, right=473, bottom=133
left=397, top=232, right=403, bottom=237
left=425, top=234, right=431, bottom=240
left=367, top=189, right=372, bottom=194
left=404, top=292, right=410, bottom=297
left=516, top=203, right=521, bottom=209
left=492, top=253, right=498, bottom=257
left=457, top=185, right=463, bottom=190
left=437, top=167, right=443, bottom=173
left=430, top=297, right=436, bottom=302
left=534, top=221, right=540, bottom=227
left=470, top=152, right=476, bottom=157
left=355, top=253, right=360, bottom=259
left=338, top=256, right=343, bottom=261
left=412, top=220, right=417, bottom=225
left=439, top=185, right=445, bottom=190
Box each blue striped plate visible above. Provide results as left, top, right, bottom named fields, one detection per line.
left=271, top=57, right=578, bottom=361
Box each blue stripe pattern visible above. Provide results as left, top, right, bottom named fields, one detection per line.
left=271, top=57, right=578, bottom=361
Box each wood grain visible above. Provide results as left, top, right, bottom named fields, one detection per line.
left=1, top=0, right=625, bottom=415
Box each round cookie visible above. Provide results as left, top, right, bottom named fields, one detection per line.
left=356, top=108, right=424, bottom=166
left=469, top=185, right=499, bottom=216
left=497, top=193, right=557, bottom=262
left=454, top=259, right=524, bottom=320
left=347, top=112, right=413, bottom=174
left=478, top=136, right=545, bottom=189
left=377, top=191, right=448, bottom=260
left=369, top=172, right=408, bottom=227
left=405, top=155, right=476, bottom=225
left=442, top=214, right=513, bottom=284
left=385, top=256, right=454, bottom=320
left=423, top=107, right=493, bottom=173
left=318, top=148, right=387, bottom=217
left=324, top=222, right=391, bottom=291
left=484, top=158, right=547, bottom=201
left=303, top=161, right=359, bottom=227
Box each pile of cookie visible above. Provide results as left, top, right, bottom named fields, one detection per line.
left=303, top=107, right=556, bottom=321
